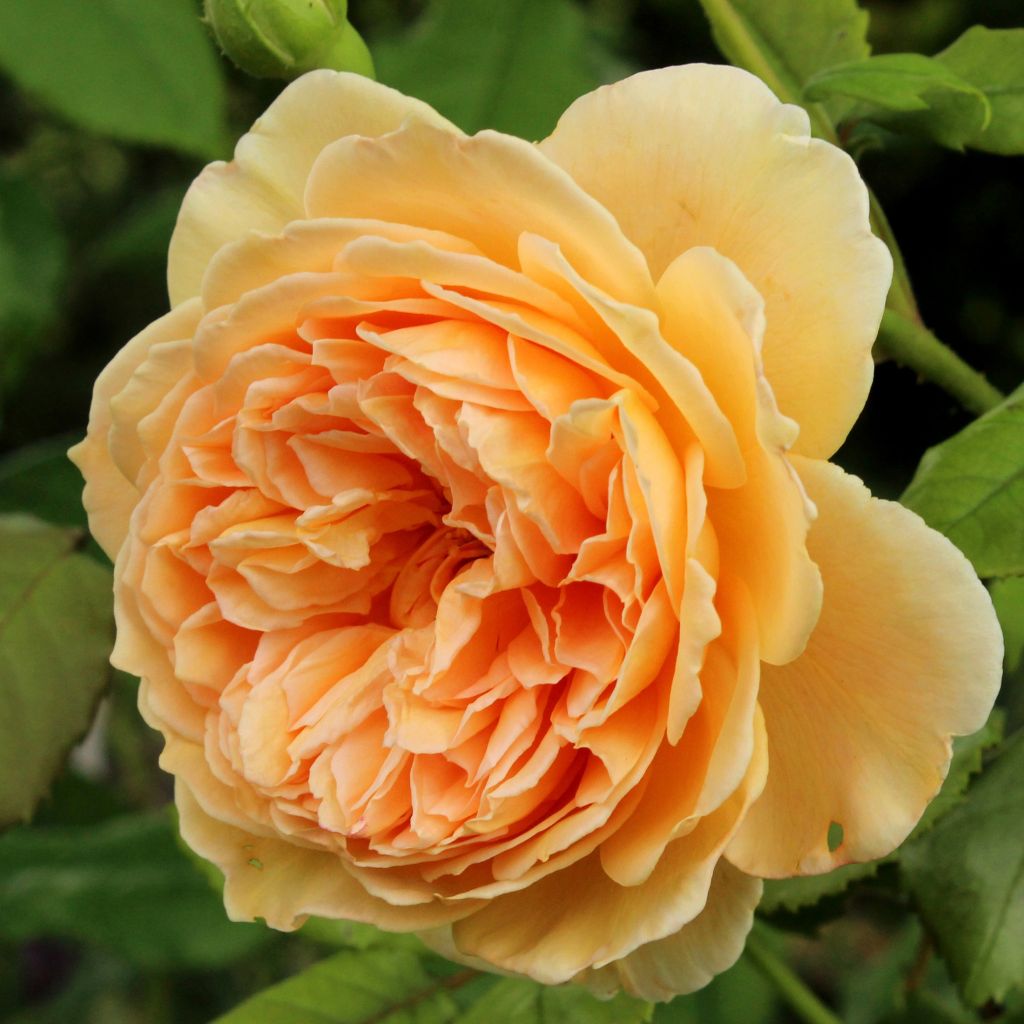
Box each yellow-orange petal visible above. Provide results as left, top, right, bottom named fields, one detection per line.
left=599, top=578, right=759, bottom=885
left=656, top=246, right=820, bottom=665
left=539, top=64, right=892, bottom=458
left=303, top=120, right=656, bottom=310
left=69, top=298, right=203, bottom=560
left=447, top=719, right=766, bottom=984
left=175, top=774, right=478, bottom=931
left=727, top=457, right=1002, bottom=877
left=201, top=217, right=481, bottom=311
left=579, top=859, right=762, bottom=1001
left=107, top=338, right=193, bottom=487
left=168, top=71, right=456, bottom=307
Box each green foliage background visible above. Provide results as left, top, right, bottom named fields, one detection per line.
left=0, top=0, right=1022, bottom=1021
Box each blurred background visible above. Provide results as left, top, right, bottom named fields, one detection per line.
left=0, top=0, right=1021, bottom=1021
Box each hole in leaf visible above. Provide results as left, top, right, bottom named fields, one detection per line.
left=827, top=821, right=844, bottom=852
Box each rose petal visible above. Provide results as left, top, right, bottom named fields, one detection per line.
left=304, top=120, right=655, bottom=310
left=174, top=757, right=479, bottom=930
left=727, top=457, right=1002, bottom=877
left=579, top=859, right=762, bottom=1001
left=448, top=715, right=766, bottom=983
left=657, top=246, right=820, bottom=665
left=168, top=72, right=456, bottom=306
left=539, top=64, right=892, bottom=458
left=69, top=299, right=203, bottom=559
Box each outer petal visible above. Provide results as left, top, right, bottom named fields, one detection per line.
left=579, top=860, right=762, bottom=1002
left=539, top=64, right=892, bottom=458
left=447, top=717, right=766, bottom=984
left=657, top=247, right=820, bottom=666
left=304, top=121, right=656, bottom=310
left=727, top=457, right=1003, bottom=878
left=173, top=746, right=481, bottom=931
left=167, top=71, right=456, bottom=306
left=68, top=298, right=203, bottom=560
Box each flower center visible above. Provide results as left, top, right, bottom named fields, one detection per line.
left=133, top=255, right=673, bottom=871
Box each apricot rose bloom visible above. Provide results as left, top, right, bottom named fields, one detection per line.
left=71, top=65, right=1002, bottom=999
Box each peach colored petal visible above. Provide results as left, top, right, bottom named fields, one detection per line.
left=173, top=603, right=257, bottom=692
left=613, top=390, right=687, bottom=614
left=579, top=859, right=762, bottom=1001
left=168, top=72, right=457, bottom=306
left=657, top=247, right=821, bottom=665
left=447, top=715, right=766, bottom=984
left=175, top=761, right=480, bottom=931
left=727, top=457, right=1002, bottom=877
left=69, top=299, right=203, bottom=560
left=201, top=218, right=480, bottom=311
left=337, top=236, right=585, bottom=330
left=539, top=64, right=892, bottom=458
left=191, top=273, right=348, bottom=382
left=108, top=339, right=195, bottom=487
left=112, top=556, right=207, bottom=743
left=460, top=404, right=601, bottom=555
left=418, top=281, right=652, bottom=409
left=600, top=578, right=759, bottom=885
left=304, top=120, right=655, bottom=309
left=655, top=247, right=794, bottom=455
left=518, top=235, right=744, bottom=490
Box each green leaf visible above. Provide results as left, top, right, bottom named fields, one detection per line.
left=837, top=921, right=926, bottom=1024
left=911, top=711, right=1005, bottom=838
left=804, top=53, right=991, bottom=150
left=0, top=0, right=227, bottom=157
left=373, top=0, right=603, bottom=139
left=455, top=978, right=652, bottom=1024
left=761, top=860, right=882, bottom=917
left=902, top=384, right=1024, bottom=578
left=0, top=170, right=67, bottom=404
left=761, top=713, right=1003, bottom=917
left=214, top=945, right=645, bottom=1024
left=901, top=732, right=1024, bottom=1006
left=300, top=916, right=427, bottom=953
left=213, top=946, right=475, bottom=1023
left=0, top=436, right=87, bottom=528
left=654, top=953, right=778, bottom=1024
left=695, top=0, right=869, bottom=131
left=809, top=54, right=959, bottom=112
left=937, top=26, right=1024, bottom=155
left=0, top=515, right=113, bottom=825
left=993, top=576, right=1024, bottom=676
left=0, top=810, right=272, bottom=967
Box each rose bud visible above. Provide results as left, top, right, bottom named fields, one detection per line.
left=203, top=0, right=373, bottom=79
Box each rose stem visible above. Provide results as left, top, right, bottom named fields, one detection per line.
left=744, top=924, right=844, bottom=1024
left=867, top=196, right=1004, bottom=415
left=876, top=309, right=1004, bottom=416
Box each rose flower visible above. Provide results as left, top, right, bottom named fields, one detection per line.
left=71, top=65, right=1002, bottom=1000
